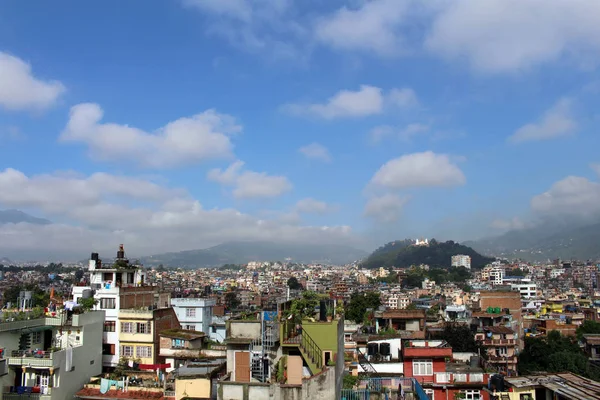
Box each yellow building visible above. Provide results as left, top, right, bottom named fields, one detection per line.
left=118, top=308, right=180, bottom=365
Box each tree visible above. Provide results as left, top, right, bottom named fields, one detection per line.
left=345, top=291, right=381, bottom=323
left=224, top=291, right=240, bottom=311
left=577, top=320, right=600, bottom=340
left=518, top=330, right=598, bottom=378
left=433, top=323, right=478, bottom=352
left=511, top=268, right=527, bottom=277
left=287, top=277, right=303, bottom=290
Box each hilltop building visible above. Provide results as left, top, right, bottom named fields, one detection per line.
left=452, top=254, right=472, bottom=270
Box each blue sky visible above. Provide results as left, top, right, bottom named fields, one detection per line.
left=1, top=0, right=600, bottom=258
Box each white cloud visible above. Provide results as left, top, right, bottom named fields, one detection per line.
left=370, top=151, right=466, bottom=189
left=208, top=160, right=292, bottom=198
left=315, top=0, right=413, bottom=56
left=426, top=0, right=600, bottom=73
left=508, top=98, right=577, bottom=143
left=295, top=198, right=331, bottom=214
left=60, top=103, right=240, bottom=168
left=0, top=52, right=65, bottom=111
left=0, top=168, right=353, bottom=258
left=284, top=85, right=384, bottom=119
left=298, top=143, right=331, bottom=162
left=284, top=85, right=417, bottom=119
left=388, top=88, right=419, bottom=108
left=531, top=176, right=600, bottom=219
left=182, top=0, right=307, bottom=61
left=0, top=168, right=176, bottom=215
left=364, top=194, right=409, bottom=222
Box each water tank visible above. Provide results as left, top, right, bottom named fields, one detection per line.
left=470, top=356, right=481, bottom=368
left=91, top=252, right=99, bottom=261
left=367, top=343, right=379, bottom=356
left=82, top=289, right=93, bottom=299
left=380, top=342, right=391, bottom=356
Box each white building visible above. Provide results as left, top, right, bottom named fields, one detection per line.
left=0, top=310, right=104, bottom=399
left=511, top=282, right=537, bottom=298
left=451, top=254, right=472, bottom=270
left=171, top=298, right=216, bottom=334
left=550, top=268, right=566, bottom=279
left=487, top=266, right=505, bottom=285
left=72, top=246, right=149, bottom=368
left=385, top=293, right=410, bottom=310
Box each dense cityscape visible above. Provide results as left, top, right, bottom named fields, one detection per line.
left=1, top=239, right=600, bottom=399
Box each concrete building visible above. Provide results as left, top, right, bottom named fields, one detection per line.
left=0, top=309, right=104, bottom=399
left=118, top=307, right=180, bottom=365
left=511, top=282, right=537, bottom=298
left=71, top=245, right=169, bottom=368
left=171, top=297, right=216, bottom=334
left=452, top=254, right=472, bottom=270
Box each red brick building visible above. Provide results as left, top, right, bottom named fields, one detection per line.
left=402, top=340, right=490, bottom=400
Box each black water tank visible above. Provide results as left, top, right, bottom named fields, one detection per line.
left=367, top=343, right=379, bottom=356
left=91, top=252, right=99, bottom=261
left=380, top=342, right=391, bottom=356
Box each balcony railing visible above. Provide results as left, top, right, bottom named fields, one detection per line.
left=8, top=349, right=65, bottom=368
left=434, top=372, right=486, bottom=384
left=482, top=339, right=516, bottom=346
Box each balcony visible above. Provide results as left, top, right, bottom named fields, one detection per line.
left=0, top=316, right=65, bottom=333
left=434, top=372, right=485, bottom=384
left=8, top=350, right=65, bottom=369
left=2, top=394, right=50, bottom=400
left=482, top=339, right=516, bottom=346
left=487, top=355, right=518, bottom=364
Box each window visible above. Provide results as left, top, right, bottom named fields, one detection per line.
left=32, top=331, right=42, bottom=343
left=104, top=321, right=116, bottom=332
left=212, top=326, right=217, bottom=333
left=172, top=339, right=185, bottom=348
left=461, top=390, right=481, bottom=400
left=120, top=346, right=133, bottom=357
left=435, top=372, right=450, bottom=383
left=100, top=298, right=115, bottom=309
left=497, top=347, right=508, bottom=356
left=424, top=389, right=434, bottom=400
left=412, top=359, right=433, bottom=376
left=136, top=322, right=151, bottom=334
left=136, top=346, right=152, bottom=358
left=185, top=325, right=196, bottom=331
left=186, top=308, right=196, bottom=318
left=102, top=344, right=115, bottom=355
left=121, top=322, right=133, bottom=333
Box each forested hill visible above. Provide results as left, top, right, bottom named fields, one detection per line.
left=361, top=239, right=495, bottom=269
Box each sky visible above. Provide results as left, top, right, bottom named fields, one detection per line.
left=1, top=0, right=600, bottom=259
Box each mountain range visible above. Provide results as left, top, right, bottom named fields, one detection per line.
left=141, top=241, right=369, bottom=267
left=466, top=221, right=600, bottom=261
left=361, top=239, right=494, bottom=269
left=0, top=209, right=51, bottom=225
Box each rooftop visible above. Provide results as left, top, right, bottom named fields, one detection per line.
left=505, top=373, right=600, bottom=400
left=160, top=329, right=206, bottom=340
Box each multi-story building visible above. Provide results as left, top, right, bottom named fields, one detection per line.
left=476, top=326, right=518, bottom=375
left=72, top=245, right=169, bottom=369
left=171, top=297, right=216, bottom=333
left=0, top=309, right=104, bottom=399
left=385, top=293, right=410, bottom=310
left=452, top=254, right=472, bottom=270
left=402, top=340, right=490, bottom=400
left=511, top=282, right=537, bottom=298
left=118, top=307, right=179, bottom=365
